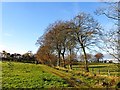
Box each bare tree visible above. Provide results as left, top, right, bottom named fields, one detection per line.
left=95, top=2, right=120, bottom=63
left=95, top=2, right=120, bottom=21
left=36, top=45, right=57, bottom=66
left=72, top=12, right=101, bottom=72
left=36, top=13, right=101, bottom=71
left=37, top=21, right=75, bottom=67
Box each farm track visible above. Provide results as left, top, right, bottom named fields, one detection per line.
left=51, top=70, right=91, bottom=88
left=41, top=65, right=92, bottom=88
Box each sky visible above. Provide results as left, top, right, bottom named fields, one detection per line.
left=1, top=2, right=114, bottom=54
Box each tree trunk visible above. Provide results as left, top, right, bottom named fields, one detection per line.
left=57, top=50, right=61, bottom=67
left=81, top=44, right=89, bottom=72
left=77, top=36, right=89, bottom=72
left=61, top=53, right=66, bottom=68
left=97, top=58, right=99, bottom=62
left=118, top=30, right=120, bottom=63
left=69, top=49, right=72, bottom=69
left=48, top=54, right=53, bottom=67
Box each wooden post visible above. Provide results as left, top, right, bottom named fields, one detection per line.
left=98, top=69, right=100, bottom=74
left=108, top=70, right=110, bottom=76
left=92, top=68, right=96, bottom=76
left=92, top=68, right=94, bottom=73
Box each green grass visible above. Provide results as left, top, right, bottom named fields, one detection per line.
left=72, top=63, right=120, bottom=76
left=1, top=61, right=120, bottom=88
left=2, top=61, right=69, bottom=88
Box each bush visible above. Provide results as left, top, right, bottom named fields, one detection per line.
left=109, top=60, right=113, bottom=63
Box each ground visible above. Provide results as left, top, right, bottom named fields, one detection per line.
left=1, top=61, right=120, bottom=88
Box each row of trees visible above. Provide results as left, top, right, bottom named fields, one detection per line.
left=80, top=53, right=104, bottom=62
left=1, top=50, right=38, bottom=63
left=0, top=50, right=104, bottom=65
left=36, top=12, right=102, bottom=72
left=36, top=2, right=120, bottom=72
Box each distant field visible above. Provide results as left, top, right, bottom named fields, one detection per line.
left=1, top=61, right=120, bottom=88
left=72, top=63, right=120, bottom=76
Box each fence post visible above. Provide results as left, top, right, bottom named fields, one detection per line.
left=92, top=68, right=96, bottom=76
left=98, top=69, right=100, bottom=74
left=108, top=70, right=110, bottom=76
left=92, top=68, right=94, bottom=73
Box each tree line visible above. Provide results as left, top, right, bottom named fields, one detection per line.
left=1, top=50, right=38, bottom=64
left=1, top=50, right=106, bottom=64
left=36, top=12, right=104, bottom=72
left=36, top=3, right=120, bottom=72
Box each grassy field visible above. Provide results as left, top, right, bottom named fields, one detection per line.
left=72, top=63, right=120, bottom=76
left=2, top=61, right=69, bottom=88
left=1, top=61, right=120, bottom=88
